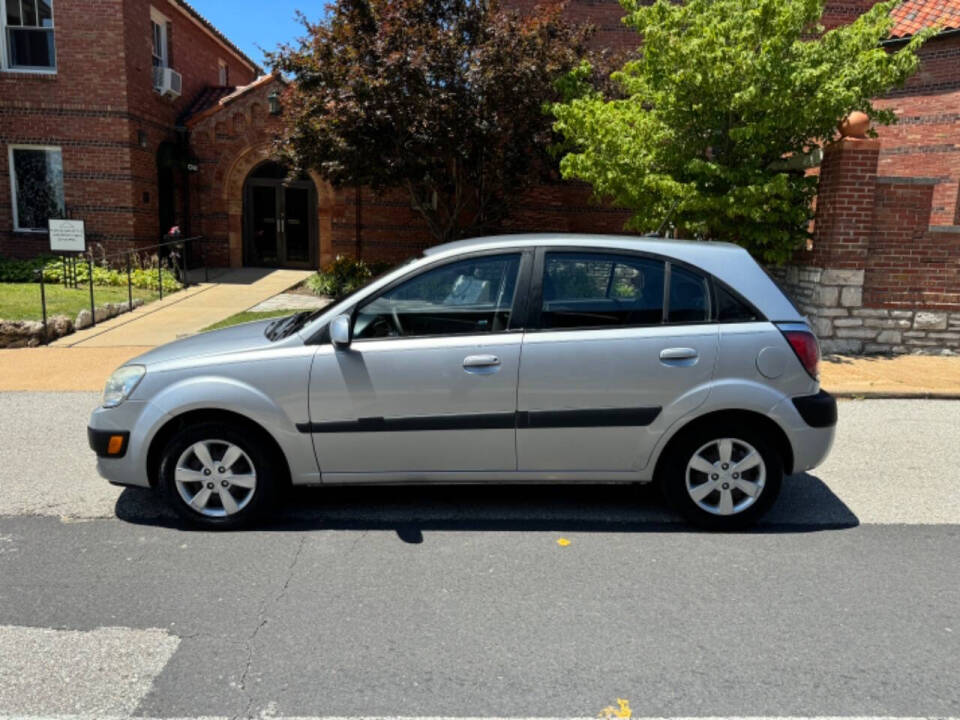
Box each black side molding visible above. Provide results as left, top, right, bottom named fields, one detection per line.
left=297, top=412, right=515, bottom=433
left=88, top=428, right=130, bottom=458
left=792, top=390, right=837, bottom=428
left=517, top=407, right=661, bottom=428
left=297, top=407, right=662, bottom=433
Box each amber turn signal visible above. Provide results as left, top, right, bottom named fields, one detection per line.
left=107, top=435, right=125, bottom=455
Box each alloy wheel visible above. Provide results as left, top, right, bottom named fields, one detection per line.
left=685, top=437, right=766, bottom=516
left=174, top=439, right=257, bottom=517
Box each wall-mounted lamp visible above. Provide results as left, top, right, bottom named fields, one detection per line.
left=138, top=130, right=148, bottom=148
left=267, top=89, right=281, bottom=115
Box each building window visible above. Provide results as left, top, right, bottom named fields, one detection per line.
left=218, top=59, right=228, bottom=86
left=150, top=7, right=168, bottom=89
left=2, top=0, right=56, bottom=71
left=8, top=145, right=65, bottom=232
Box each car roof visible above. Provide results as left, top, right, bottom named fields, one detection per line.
left=424, top=232, right=741, bottom=257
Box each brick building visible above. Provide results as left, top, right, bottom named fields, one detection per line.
left=0, top=0, right=259, bottom=259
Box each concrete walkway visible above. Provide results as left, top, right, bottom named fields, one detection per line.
left=50, top=267, right=312, bottom=348
left=249, top=291, right=331, bottom=312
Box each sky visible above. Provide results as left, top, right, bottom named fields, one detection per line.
left=188, top=0, right=327, bottom=72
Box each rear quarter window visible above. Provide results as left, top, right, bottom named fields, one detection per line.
left=715, top=284, right=760, bottom=322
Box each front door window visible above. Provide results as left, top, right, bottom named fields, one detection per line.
left=354, top=254, right=521, bottom=339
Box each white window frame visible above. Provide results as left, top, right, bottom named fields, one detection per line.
left=150, top=6, right=169, bottom=91
left=8, top=143, right=65, bottom=233
left=0, top=0, right=57, bottom=74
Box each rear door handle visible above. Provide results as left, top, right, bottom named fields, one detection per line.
left=659, top=347, right=698, bottom=361
left=463, top=354, right=501, bottom=368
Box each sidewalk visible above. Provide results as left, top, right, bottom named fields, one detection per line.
left=51, top=267, right=312, bottom=348
left=821, top=354, right=960, bottom=398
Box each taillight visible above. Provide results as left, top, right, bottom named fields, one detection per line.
left=778, top=323, right=820, bottom=379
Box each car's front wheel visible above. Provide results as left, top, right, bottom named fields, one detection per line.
left=159, top=422, right=278, bottom=529
left=659, top=424, right=783, bottom=530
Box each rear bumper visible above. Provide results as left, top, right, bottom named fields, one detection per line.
left=792, top=390, right=838, bottom=428
left=770, top=391, right=837, bottom=474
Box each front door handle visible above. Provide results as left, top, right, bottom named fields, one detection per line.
left=463, top=354, right=501, bottom=368
left=659, top=347, right=698, bottom=362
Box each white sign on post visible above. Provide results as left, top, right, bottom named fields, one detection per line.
left=49, top=219, right=86, bottom=253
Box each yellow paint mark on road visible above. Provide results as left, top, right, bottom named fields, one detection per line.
left=556, top=537, right=571, bottom=546
left=598, top=698, right=632, bottom=719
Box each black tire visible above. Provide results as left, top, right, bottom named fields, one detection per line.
left=658, top=422, right=783, bottom=530
left=159, top=422, right=279, bottom=529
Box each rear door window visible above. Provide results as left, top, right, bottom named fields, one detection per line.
left=667, top=265, right=710, bottom=323
left=540, top=252, right=665, bottom=329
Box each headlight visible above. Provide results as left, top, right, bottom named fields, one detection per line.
left=102, top=365, right=146, bottom=408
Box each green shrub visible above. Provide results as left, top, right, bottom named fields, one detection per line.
left=306, top=255, right=393, bottom=299
left=0, top=255, right=53, bottom=282
left=0, top=254, right=181, bottom=293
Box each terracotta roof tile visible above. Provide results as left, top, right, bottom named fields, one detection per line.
left=177, top=85, right=236, bottom=126
left=888, top=0, right=960, bottom=39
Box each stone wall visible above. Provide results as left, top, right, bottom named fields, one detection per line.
left=770, top=265, right=960, bottom=355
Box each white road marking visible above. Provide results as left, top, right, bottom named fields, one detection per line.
left=0, top=625, right=179, bottom=717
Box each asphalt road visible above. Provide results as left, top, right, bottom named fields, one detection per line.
left=0, top=393, right=958, bottom=718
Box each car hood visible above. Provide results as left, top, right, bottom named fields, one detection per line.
left=128, top=318, right=285, bottom=367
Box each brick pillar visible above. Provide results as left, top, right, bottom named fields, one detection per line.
left=809, top=136, right=880, bottom=269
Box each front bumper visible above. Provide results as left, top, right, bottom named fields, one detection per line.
left=88, top=427, right=130, bottom=458
left=88, top=400, right=165, bottom=488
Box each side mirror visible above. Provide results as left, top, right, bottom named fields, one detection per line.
left=330, top=314, right=352, bottom=348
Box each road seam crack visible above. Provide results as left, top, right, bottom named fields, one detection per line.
left=234, top=534, right=307, bottom=720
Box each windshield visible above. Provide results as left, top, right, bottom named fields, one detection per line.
left=264, top=257, right=417, bottom=342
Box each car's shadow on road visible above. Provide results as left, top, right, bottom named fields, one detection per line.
left=115, top=472, right=859, bottom=538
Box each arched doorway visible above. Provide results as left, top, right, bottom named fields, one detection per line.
left=243, top=161, right=317, bottom=268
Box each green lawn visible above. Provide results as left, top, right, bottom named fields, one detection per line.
left=0, top=283, right=160, bottom=322
left=201, top=309, right=294, bottom=332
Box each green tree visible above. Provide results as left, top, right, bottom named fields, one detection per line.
left=551, top=0, right=931, bottom=263
left=270, top=0, right=593, bottom=244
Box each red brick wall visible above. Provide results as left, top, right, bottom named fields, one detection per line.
left=122, top=0, right=257, bottom=245
left=865, top=179, right=960, bottom=309
left=0, top=0, right=133, bottom=258
left=0, top=0, right=257, bottom=260
left=873, top=34, right=960, bottom=225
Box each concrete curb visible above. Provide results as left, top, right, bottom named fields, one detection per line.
left=831, top=391, right=960, bottom=400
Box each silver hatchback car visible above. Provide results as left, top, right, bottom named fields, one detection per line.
left=89, top=234, right=836, bottom=530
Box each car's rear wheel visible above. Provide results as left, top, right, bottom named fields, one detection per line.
left=159, top=422, right=278, bottom=529
left=659, top=424, right=782, bottom=530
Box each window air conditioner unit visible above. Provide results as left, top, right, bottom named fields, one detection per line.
left=153, top=67, right=182, bottom=98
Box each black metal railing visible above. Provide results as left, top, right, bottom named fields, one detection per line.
left=36, top=235, right=208, bottom=345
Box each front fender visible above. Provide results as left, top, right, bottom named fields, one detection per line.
left=141, top=374, right=319, bottom=485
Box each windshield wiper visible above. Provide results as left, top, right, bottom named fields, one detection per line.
left=264, top=310, right=322, bottom=341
